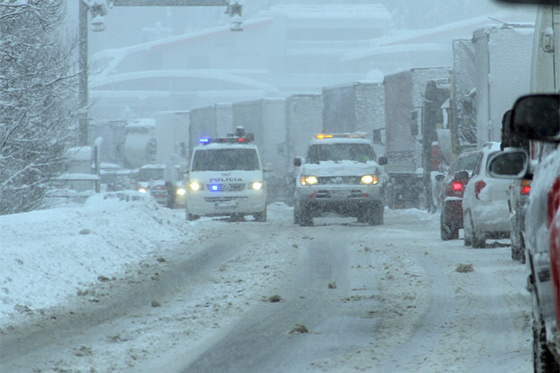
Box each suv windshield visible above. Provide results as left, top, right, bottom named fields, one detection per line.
left=306, top=143, right=375, bottom=164
left=192, top=148, right=260, bottom=171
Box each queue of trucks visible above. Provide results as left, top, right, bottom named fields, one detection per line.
left=92, top=22, right=536, bottom=213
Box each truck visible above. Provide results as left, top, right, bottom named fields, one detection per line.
left=383, top=67, right=451, bottom=209
left=282, top=93, right=324, bottom=204
left=154, top=111, right=189, bottom=168
left=488, top=1, right=559, bottom=370
left=471, top=24, right=534, bottom=148
left=231, top=98, right=288, bottom=203
left=322, top=81, right=386, bottom=160
left=188, top=103, right=233, bottom=161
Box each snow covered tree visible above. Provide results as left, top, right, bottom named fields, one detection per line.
left=0, top=0, right=78, bottom=214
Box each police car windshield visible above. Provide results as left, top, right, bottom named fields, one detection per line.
left=307, top=143, right=375, bottom=164
left=192, top=148, right=260, bottom=171
left=137, top=168, right=164, bottom=181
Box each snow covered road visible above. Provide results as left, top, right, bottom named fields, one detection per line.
left=0, top=198, right=532, bottom=372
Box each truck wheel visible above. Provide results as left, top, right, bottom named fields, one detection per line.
left=254, top=207, right=267, bottom=222
left=533, top=319, right=560, bottom=373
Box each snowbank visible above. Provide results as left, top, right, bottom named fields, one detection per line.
left=0, top=195, right=190, bottom=327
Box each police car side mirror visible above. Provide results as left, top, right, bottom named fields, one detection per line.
left=378, top=156, right=387, bottom=166
left=293, top=157, right=302, bottom=167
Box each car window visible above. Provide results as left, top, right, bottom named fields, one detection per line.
left=454, top=153, right=478, bottom=172
left=472, top=152, right=484, bottom=176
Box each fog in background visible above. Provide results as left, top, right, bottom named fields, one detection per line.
left=66, top=0, right=522, bottom=53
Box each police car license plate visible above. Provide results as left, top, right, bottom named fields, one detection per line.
left=215, top=201, right=238, bottom=210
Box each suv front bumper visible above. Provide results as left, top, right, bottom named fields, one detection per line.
left=295, top=185, right=384, bottom=214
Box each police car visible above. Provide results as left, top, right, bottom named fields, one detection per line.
left=185, top=129, right=267, bottom=221
left=293, top=133, right=387, bottom=226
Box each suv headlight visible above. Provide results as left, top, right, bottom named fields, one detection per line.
left=300, top=176, right=318, bottom=186
left=189, top=181, right=202, bottom=191
left=176, top=187, right=186, bottom=196
left=251, top=181, right=264, bottom=190
left=361, top=175, right=378, bottom=185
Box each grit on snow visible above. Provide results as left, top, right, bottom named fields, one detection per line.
left=0, top=195, right=531, bottom=372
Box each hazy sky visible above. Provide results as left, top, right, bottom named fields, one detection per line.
left=65, top=0, right=525, bottom=54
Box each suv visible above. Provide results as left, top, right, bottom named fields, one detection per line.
left=185, top=130, right=267, bottom=222
left=293, top=133, right=387, bottom=226
left=488, top=94, right=560, bottom=370
left=462, top=142, right=514, bottom=248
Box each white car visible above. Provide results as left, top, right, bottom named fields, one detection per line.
left=462, top=142, right=514, bottom=248
left=185, top=134, right=267, bottom=222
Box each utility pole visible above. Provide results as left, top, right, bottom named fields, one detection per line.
left=78, top=0, right=239, bottom=145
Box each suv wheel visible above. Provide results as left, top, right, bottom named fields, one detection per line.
left=294, top=203, right=313, bottom=226
left=471, top=224, right=486, bottom=248
left=364, top=202, right=384, bottom=226
left=463, top=211, right=473, bottom=246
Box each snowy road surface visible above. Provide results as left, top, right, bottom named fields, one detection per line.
left=0, top=199, right=531, bottom=372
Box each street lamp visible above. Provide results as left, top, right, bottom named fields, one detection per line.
left=77, top=0, right=241, bottom=146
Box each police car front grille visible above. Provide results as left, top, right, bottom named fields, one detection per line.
left=206, top=183, right=246, bottom=192
left=317, top=176, right=361, bottom=185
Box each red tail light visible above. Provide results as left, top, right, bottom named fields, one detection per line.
left=445, top=180, right=465, bottom=197
left=521, top=179, right=531, bottom=196
left=475, top=180, right=487, bottom=200
left=452, top=182, right=463, bottom=191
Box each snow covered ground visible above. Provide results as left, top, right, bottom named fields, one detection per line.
left=0, top=195, right=532, bottom=372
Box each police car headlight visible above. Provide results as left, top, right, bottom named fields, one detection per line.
left=176, top=187, right=186, bottom=196
left=189, top=181, right=202, bottom=191
left=138, top=187, right=147, bottom=194
left=251, top=181, right=264, bottom=190
left=361, top=175, right=378, bottom=185
left=301, top=176, right=318, bottom=186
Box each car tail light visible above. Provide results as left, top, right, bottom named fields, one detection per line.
left=445, top=180, right=465, bottom=197
left=521, top=179, right=531, bottom=196
left=475, top=180, right=487, bottom=200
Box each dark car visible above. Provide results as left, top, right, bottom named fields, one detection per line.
left=439, top=150, right=479, bottom=240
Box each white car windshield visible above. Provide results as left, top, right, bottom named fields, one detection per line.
left=306, top=143, right=375, bottom=163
